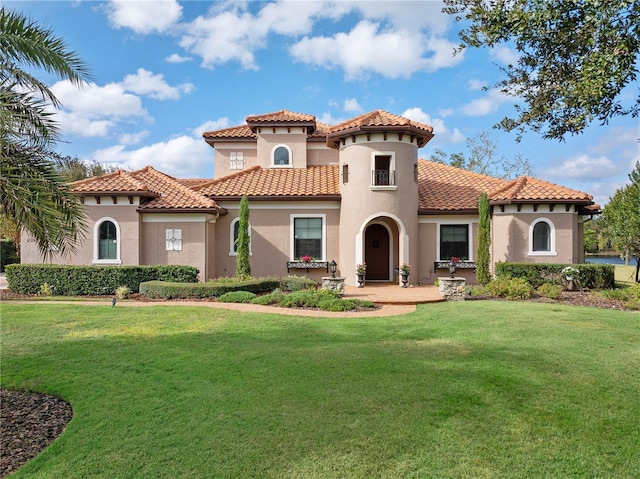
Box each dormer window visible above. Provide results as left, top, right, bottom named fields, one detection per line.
left=272, top=145, right=292, bottom=167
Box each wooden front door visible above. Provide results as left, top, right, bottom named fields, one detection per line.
left=365, top=224, right=390, bottom=280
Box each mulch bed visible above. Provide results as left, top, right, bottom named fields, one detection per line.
left=0, top=390, right=73, bottom=478
left=1, top=288, right=636, bottom=477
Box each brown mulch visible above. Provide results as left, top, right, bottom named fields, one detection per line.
left=0, top=390, right=73, bottom=478
left=0, top=289, right=636, bottom=477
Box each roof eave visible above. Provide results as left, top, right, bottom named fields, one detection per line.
left=137, top=207, right=228, bottom=215
left=327, top=125, right=434, bottom=149
left=74, top=190, right=160, bottom=198
left=207, top=194, right=341, bottom=202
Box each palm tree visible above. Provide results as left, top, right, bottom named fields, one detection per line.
left=0, top=7, right=92, bottom=257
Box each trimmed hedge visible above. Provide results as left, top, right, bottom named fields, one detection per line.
left=5, top=264, right=199, bottom=295
left=140, top=276, right=318, bottom=300
left=495, top=262, right=614, bottom=289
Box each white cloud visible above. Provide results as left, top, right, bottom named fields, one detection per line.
left=438, top=108, right=455, bottom=118
left=118, top=130, right=150, bottom=145
left=468, top=79, right=488, bottom=91
left=193, top=118, right=231, bottom=137
left=165, top=53, right=192, bottom=63
left=175, top=1, right=458, bottom=77
left=491, top=46, right=519, bottom=66
left=51, top=81, right=149, bottom=137
left=461, top=88, right=516, bottom=116
left=51, top=69, right=193, bottom=139
left=402, top=107, right=465, bottom=144
left=291, top=21, right=461, bottom=80
left=545, top=155, right=620, bottom=181
left=105, top=0, right=182, bottom=34
left=93, top=135, right=213, bottom=178
left=121, top=68, right=194, bottom=100
left=343, top=98, right=362, bottom=114
left=180, top=8, right=263, bottom=70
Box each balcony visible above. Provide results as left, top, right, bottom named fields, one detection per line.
left=371, top=169, right=396, bottom=188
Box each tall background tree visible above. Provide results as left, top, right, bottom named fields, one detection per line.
left=444, top=0, right=639, bottom=140
left=476, top=192, right=491, bottom=285
left=431, top=131, right=531, bottom=179
left=1, top=8, right=92, bottom=257
left=235, top=195, right=251, bottom=278
left=602, top=161, right=640, bottom=282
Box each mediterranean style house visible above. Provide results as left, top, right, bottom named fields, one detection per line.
left=21, top=110, right=599, bottom=286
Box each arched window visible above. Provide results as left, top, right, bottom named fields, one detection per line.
left=271, top=145, right=291, bottom=167
left=529, top=218, right=556, bottom=255
left=229, top=217, right=251, bottom=255
left=94, top=217, right=121, bottom=264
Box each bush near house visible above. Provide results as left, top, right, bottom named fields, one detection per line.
left=140, top=276, right=318, bottom=300
left=5, top=264, right=198, bottom=295
left=496, top=262, right=614, bottom=289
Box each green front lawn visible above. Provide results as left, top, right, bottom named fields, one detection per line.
left=2, top=302, right=639, bottom=478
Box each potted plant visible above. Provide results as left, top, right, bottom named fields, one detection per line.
left=449, top=256, right=460, bottom=278
left=300, top=255, right=313, bottom=263
left=355, top=263, right=366, bottom=288
left=400, top=263, right=410, bottom=287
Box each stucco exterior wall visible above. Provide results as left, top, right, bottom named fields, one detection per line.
left=140, top=214, right=215, bottom=281
left=256, top=129, right=308, bottom=169
left=491, top=206, right=580, bottom=268
left=307, top=142, right=338, bottom=166
left=212, top=142, right=257, bottom=179
left=337, top=136, right=419, bottom=285
left=214, top=201, right=341, bottom=282
left=20, top=200, right=141, bottom=266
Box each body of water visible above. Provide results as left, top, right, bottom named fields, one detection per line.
left=585, top=255, right=638, bottom=266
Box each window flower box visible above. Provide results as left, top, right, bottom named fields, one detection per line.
left=287, top=261, right=329, bottom=273
left=434, top=261, right=477, bottom=270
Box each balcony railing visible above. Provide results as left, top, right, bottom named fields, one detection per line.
left=372, top=169, right=396, bottom=186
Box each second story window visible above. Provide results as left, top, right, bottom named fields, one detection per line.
left=371, top=153, right=395, bottom=187
left=272, top=145, right=291, bottom=166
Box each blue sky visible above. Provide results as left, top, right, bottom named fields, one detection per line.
left=8, top=0, right=639, bottom=207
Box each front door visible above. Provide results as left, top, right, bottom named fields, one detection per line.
left=365, top=224, right=390, bottom=280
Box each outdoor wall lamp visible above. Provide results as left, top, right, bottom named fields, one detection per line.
left=330, top=260, right=337, bottom=278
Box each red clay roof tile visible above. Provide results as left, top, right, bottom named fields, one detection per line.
left=197, top=165, right=340, bottom=198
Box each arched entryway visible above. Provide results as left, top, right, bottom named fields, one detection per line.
left=365, top=223, right=391, bottom=280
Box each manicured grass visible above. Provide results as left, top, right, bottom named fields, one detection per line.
left=2, top=302, right=639, bottom=478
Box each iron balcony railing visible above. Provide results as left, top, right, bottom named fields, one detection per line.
left=372, top=169, right=396, bottom=186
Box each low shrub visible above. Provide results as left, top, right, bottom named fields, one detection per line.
left=252, top=292, right=285, bottom=306
left=317, top=298, right=356, bottom=311
left=217, top=291, right=257, bottom=303
left=280, top=275, right=318, bottom=292
left=495, top=262, right=614, bottom=289
left=599, top=289, right=630, bottom=301
left=6, top=264, right=198, bottom=295
left=38, top=283, right=54, bottom=297
left=141, top=277, right=282, bottom=299
left=115, top=286, right=131, bottom=300
left=486, top=277, right=534, bottom=300
left=537, top=283, right=563, bottom=300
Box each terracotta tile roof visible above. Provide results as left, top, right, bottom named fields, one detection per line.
left=202, top=124, right=255, bottom=140
left=197, top=165, right=340, bottom=199
left=489, top=176, right=594, bottom=204
left=70, top=169, right=152, bottom=195
left=70, top=167, right=224, bottom=213
left=327, top=110, right=434, bottom=148
left=418, top=160, right=505, bottom=213
left=417, top=160, right=596, bottom=213
left=245, top=109, right=316, bottom=124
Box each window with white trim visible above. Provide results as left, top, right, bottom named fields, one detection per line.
left=529, top=218, right=556, bottom=255
left=370, top=152, right=396, bottom=187
left=229, top=218, right=252, bottom=255
left=230, top=152, right=244, bottom=170
left=166, top=229, right=182, bottom=251
left=93, top=217, right=121, bottom=264
left=272, top=144, right=292, bottom=166
left=291, top=214, right=325, bottom=260
left=440, top=224, right=469, bottom=260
